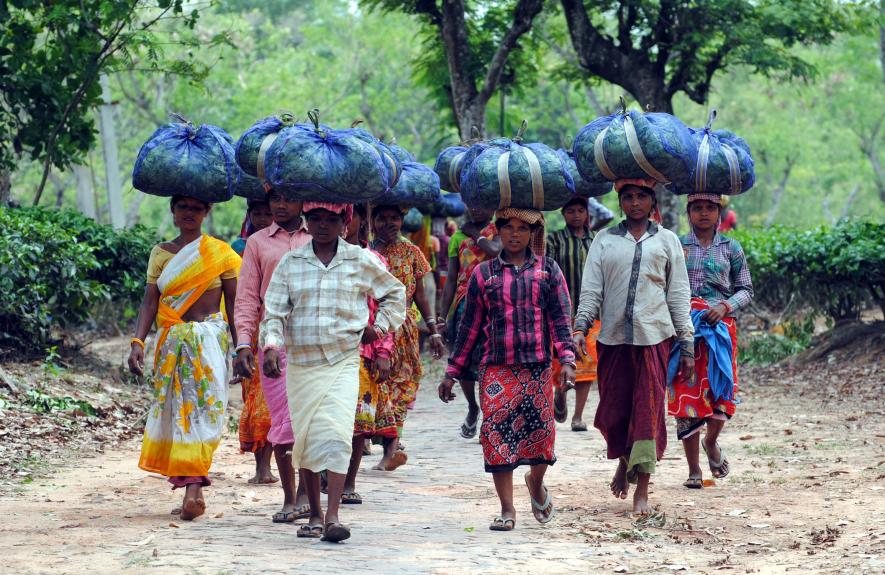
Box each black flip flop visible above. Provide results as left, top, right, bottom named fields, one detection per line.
left=460, top=418, right=477, bottom=439
left=272, top=509, right=298, bottom=523
left=297, top=524, right=323, bottom=538
left=489, top=517, right=516, bottom=531
left=683, top=477, right=703, bottom=489
left=321, top=522, right=351, bottom=543
left=341, top=492, right=363, bottom=504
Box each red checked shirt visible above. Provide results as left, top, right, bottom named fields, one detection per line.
left=446, top=252, right=577, bottom=379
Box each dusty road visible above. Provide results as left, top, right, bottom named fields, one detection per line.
left=1, top=360, right=883, bottom=574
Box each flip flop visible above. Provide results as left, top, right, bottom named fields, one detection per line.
left=294, top=504, right=311, bottom=520
left=321, top=522, right=351, bottom=543
left=460, top=418, right=477, bottom=439
left=297, top=524, right=323, bottom=539
left=341, top=491, right=363, bottom=504
left=489, top=516, right=516, bottom=531
left=272, top=509, right=298, bottom=523
left=524, top=472, right=555, bottom=524
left=683, top=477, right=703, bottom=489
left=553, top=388, right=568, bottom=423
left=570, top=420, right=588, bottom=432
left=702, top=441, right=730, bottom=479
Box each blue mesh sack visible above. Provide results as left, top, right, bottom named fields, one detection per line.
left=557, top=148, right=612, bottom=198
left=373, top=161, right=441, bottom=207
left=460, top=123, right=576, bottom=211
left=235, top=113, right=298, bottom=180
left=402, top=207, right=424, bottom=233
left=433, top=146, right=469, bottom=193
left=387, top=141, right=416, bottom=164
left=233, top=168, right=267, bottom=201
left=132, top=115, right=236, bottom=202
left=263, top=110, right=392, bottom=203
left=346, top=126, right=403, bottom=189
left=587, top=197, right=614, bottom=230
left=572, top=101, right=697, bottom=194
left=422, top=192, right=466, bottom=217
left=689, top=111, right=755, bottom=195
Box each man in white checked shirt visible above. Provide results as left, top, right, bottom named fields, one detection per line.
left=261, top=201, right=406, bottom=543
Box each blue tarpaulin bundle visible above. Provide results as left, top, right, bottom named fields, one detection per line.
left=232, top=168, right=267, bottom=201
left=421, top=192, right=466, bottom=218
left=402, top=207, right=424, bottom=233
left=460, top=122, right=575, bottom=211
left=261, top=110, right=393, bottom=203
left=234, top=114, right=297, bottom=180
left=433, top=146, right=469, bottom=193
left=346, top=126, right=403, bottom=189
left=689, top=111, right=755, bottom=195
left=132, top=115, right=236, bottom=203
left=387, top=141, right=416, bottom=164
left=372, top=161, right=441, bottom=208
left=572, top=101, right=697, bottom=194
left=557, top=148, right=612, bottom=198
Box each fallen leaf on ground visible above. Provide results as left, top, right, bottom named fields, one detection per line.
left=168, top=523, right=179, bottom=528
left=727, top=509, right=747, bottom=516
left=739, top=435, right=753, bottom=440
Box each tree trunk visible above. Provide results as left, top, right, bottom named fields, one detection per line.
left=0, top=168, right=10, bottom=208
left=634, top=86, right=681, bottom=231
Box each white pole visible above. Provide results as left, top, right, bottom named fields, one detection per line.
left=99, top=74, right=125, bottom=229
left=73, top=164, right=96, bottom=218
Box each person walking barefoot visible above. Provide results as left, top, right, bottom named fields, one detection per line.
left=439, top=208, right=577, bottom=531
left=573, top=179, right=694, bottom=515
left=261, top=203, right=406, bottom=542
left=128, top=195, right=240, bottom=521
left=668, top=193, right=753, bottom=488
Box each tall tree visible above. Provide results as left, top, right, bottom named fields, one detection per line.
left=557, top=0, right=863, bottom=228
left=364, top=0, right=545, bottom=139
left=0, top=0, right=223, bottom=207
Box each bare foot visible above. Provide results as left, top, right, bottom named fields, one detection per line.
left=179, top=485, right=205, bottom=521
left=247, top=472, right=279, bottom=484
left=610, top=459, right=629, bottom=500
left=632, top=490, right=650, bottom=515
left=382, top=450, right=408, bottom=471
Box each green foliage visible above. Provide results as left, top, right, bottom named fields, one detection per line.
left=732, top=220, right=885, bottom=321
left=0, top=207, right=155, bottom=351
left=0, top=0, right=217, bottom=189
left=739, top=334, right=808, bottom=366
left=25, top=388, right=97, bottom=416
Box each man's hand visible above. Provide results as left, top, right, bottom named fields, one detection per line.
left=375, top=357, right=391, bottom=382
left=128, top=346, right=145, bottom=377
left=572, top=332, right=587, bottom=356
left=702, top=303, right=729, bottom=326
left=559, top=362, right=577, bottom=391
left=679, top=354, right=695, bottom=382
left=263, top=348, right=282, bottom=378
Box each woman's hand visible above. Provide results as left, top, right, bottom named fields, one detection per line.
left=679, top=355, right=695, bottom=382
left=263, top=348, right=282, bottom=378
left=235, top=347, right=255, bottom=378
left=429, top=334, right=447, bottom=360
left=375, top=357, right=391, bottom=382
left=559, top=362, right=577, bottom=391
left=435, top=316, right=447, bottom=338
left=361, top=325, right=381, bottom=345
left=703, top=303, right=729, bottom=326
left=438, top=376, right=457, bottom=403
left=128, top=345, right=145, bottom=377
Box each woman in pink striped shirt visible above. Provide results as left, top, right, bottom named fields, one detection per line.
left=438, top=208, right=577, bottom=532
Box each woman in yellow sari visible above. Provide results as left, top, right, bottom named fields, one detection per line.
left=128, top=195, right=241, bottom=521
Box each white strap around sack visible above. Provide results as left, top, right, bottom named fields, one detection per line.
left=256, top=132, right=280, bottom=183
left=695, top=110, right=741, bottom=194
left=449, top=151, right=466, bottom=193
left=623, top=115, right=669, bottom=183
left=496, top=147, right=545, bottom=210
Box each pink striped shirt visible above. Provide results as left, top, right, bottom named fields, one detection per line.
left=361, top=248, right=395, bottom=361
left=234, top=221, right=311, bottom=347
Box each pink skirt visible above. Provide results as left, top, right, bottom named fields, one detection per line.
left=258, top=347, right=294, bottom=445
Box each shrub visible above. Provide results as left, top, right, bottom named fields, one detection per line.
left=0, top=207, right=156, bottom=352
left=732, top=220, right=885, bottom=322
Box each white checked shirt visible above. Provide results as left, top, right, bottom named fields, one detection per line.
left=260, top=240, right=407, bottom=367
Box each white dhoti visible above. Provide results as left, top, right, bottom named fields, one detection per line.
left=286, top=349, right=361, bottom=474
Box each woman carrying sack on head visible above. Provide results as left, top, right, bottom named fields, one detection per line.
left=128, top=195, right=241, bottom=521
left=573, top=178, right=694, bottom=515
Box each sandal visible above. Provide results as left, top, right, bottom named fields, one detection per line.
left=683, top=477, right=703, bottom=489
left=321, top=522, right=351, bottom=543
left=272, top=509, right=298, bottom=523
left=524, top=472, right=555, bottom=524
left=341, top=491, right=363, bottom=504
left=489, top=516, right=516, bottom=531
left=570, top=420, right=588, bottom=432
left=297, top=524, right=324, bottom=539
left=460, top=417, right=477, bottom=439
left=553, top=388, right=568, bottom=423
left=703, top=441, right=730, bottom=479
left=294, top=504, right=311, bottom=520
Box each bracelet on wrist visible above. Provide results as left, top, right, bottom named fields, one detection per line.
left=430, top=333, right=443, bottom=339
left=130, top=337, right=145, bottom=349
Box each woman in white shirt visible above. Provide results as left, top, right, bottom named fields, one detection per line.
left=573, top=178, right=694, bottom=515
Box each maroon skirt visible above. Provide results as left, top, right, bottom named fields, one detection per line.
left=594, top=341, right=671, bottom=476
left=479, top=363, right=556, bottom=473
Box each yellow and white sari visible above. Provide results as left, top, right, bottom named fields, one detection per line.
left=138, top=235, right=240, bottom=479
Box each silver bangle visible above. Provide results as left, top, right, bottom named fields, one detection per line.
left=430, top=333, right=443, bottom=339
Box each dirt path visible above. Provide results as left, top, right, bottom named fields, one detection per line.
left=1, top=360, right=883, bottom=574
